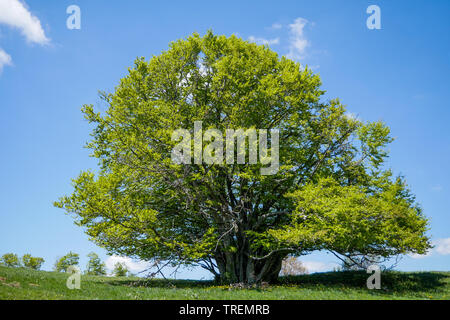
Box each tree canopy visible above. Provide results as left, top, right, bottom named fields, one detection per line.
left=54, top=252, right=79, bottom=273
left=85, top=252, right=107, bottom=275
left=55, top=31, right=431, bottom=283
left=0, top=253, right=21, bottom=268
left=22, top=254, right=45, bottom=270
left=113, top=262, right=129, bottom=277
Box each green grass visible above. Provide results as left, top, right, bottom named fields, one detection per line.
left=0, top=265, right=449, bottom=300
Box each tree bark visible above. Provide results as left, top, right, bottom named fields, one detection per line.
left=213, top=246, right=285, bottom=284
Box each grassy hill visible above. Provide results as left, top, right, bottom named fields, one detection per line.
left=0, top=265, right=449, bottom=300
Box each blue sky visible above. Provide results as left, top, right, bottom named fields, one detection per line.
left=0, top=0, right=449, bottom=278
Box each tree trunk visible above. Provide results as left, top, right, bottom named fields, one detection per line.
left=211, top=207, right=287, bottom=284
left=214, top=248, right=285, bottom=284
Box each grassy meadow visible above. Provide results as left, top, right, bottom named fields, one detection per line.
left=0, top=266, right=449, bottom=300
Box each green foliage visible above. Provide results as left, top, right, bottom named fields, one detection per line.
left=22, top=254, right=45, bottom=270
left=0, top=253, right=21, bottom=268
left=54, top=252, right=79, bottom=273
left=271, top=177, right=431, bottom=259
left=54, top=31, right=431, bottom=283
left=85, top=252, right=106, bottom=276
left=113, top=262, right=129, bottom=277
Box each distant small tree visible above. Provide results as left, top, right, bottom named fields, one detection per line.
left=113, top=262, right=128, bottom=277
left=54, top=252, right=79, bottom=272
left=22, top=254, right=45, bottom=270
left=280, top=257, right=308, bottom=276
left=85, top=252, right=106, bottom=275
left=0, top=253, right=21, bottom=268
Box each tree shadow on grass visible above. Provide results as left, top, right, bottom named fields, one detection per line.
left=278, top=271, right=449, bottom=294
left=103, top=271, right=449, bottom=295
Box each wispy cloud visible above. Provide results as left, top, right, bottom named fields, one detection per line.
left=0, top=0, right=49, bottom=73
left=268, top=23, right=282, bottom=30
left=248, top=18, right=313, bottom=62
left=105, top=255, right=151, bottom=274
left=431, top=185, right=443, bottom=192
left=0, top=0, right=49, bottom=44
left=409, top=251, right=432, bottom=259
left=302, top=261, right=339, bottom=273
left=344, top=112, right=360, bottom=121
left=287, top=17, right=310, bottom=60
left=0, top=48, right=12, bottom=72
left=248, top=36, right=279, bottom=46
left=409, top=237, right=450, bottom=258
left=435, top=238, right=450, bottom=255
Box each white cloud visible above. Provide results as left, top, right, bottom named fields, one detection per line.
left=302, top=261, right=339, bottom=273
left=0, top=0, right=49, bottom=73
left=268, top=23, right=282, bottom=30
left=287, top=17, right=310, bottom=60
left=0, top=0, right=49, bottom=44
left=409, top=250, right=433, bottom=259
left=431, top=185, right=443, bottom=192
left=344, top=112, right=360, bottom=121
left=435, top=238, right=450, bottom=255
left=105, top=255, right=151, bottom=274
left=0, top=48, right=12, bottom=72
left=409, top=237, right=450, bottom=258
left=248, top=36, right=279, bottom=46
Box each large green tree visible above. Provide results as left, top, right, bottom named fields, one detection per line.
left=55, top=31, right=431, bottom=283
